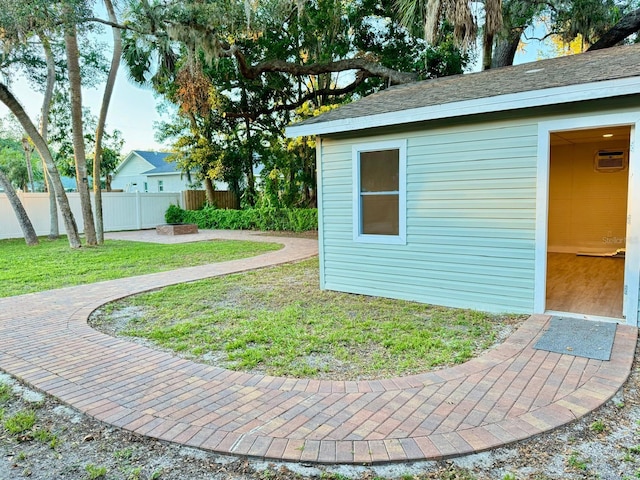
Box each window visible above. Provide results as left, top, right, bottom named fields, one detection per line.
left=353, top=140, right=406, bottom=244
left=158, top=180, right=164, bottom=192
left=144, top=182, right=148, bottom=192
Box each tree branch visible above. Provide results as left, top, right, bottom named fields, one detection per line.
left=221, top=44, right=418, bottom=85
left=223, top=73, right=372, bottom=121
left=82, top=17, right=147, bottom=34
left=588, top=8, right=640, bottom=51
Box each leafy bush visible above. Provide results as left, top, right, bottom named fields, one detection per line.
left=165, top=205, right=317, bottom=232
left=164, top=204, right=185, bottom=224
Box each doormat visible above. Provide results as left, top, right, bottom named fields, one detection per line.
left=533, top=317, right=617, bottom=361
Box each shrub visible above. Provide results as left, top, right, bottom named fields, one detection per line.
left=166, top=205, right=318, bottom=232
left=164, top=204, right=185, bottom=224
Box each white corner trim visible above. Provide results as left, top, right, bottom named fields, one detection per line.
left=316, top=136, right=326, bottom=289
left=286, top=77, right=640, bottom=138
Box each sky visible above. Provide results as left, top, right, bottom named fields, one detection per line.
left=3, top=65, right=166, bottom=154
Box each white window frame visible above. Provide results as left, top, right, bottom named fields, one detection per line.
left=352, top=139, right=407, bottom=245
left=158, top=180, right=164, bottom=192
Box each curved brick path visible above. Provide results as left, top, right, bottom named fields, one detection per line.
left=0, top=230, right=636, bottom=465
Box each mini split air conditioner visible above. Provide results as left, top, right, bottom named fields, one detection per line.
left=594, top=149, right=628, bottom=172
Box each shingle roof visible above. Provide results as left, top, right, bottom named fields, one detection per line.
left=289, top=44, right=640, bottom=134
left=134, top=150, right=178, bottom=175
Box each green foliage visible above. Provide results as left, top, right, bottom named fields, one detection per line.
left=0, top=383, right=11, bottom=403
left=590, top=419, right=606, bottom=432
left=0, top=236, right=280, bottom=297
left=84, top=464, right=107, bottom=479
left=0, top=136, right=42, bottom=191
left=164, top=204, right=185, bottom=224
left=3, top=409, right=36, bottom=435
left=48, top=88, right=123, bottom=183
left=567, top=451, right=589, bottom=471
left=167, top=205, right=317, bottom=232
left=33, top=427, right=60, bottom=448
left=149, top=469, right=163, bottom=480
left=130, top=0, right=469, bottom=210
left=114, top=447, right=135, bottom=460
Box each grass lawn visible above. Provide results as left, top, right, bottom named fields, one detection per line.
left=92, top=258, right=525, bottom=380
left=0, top=236, right=281, bottom=297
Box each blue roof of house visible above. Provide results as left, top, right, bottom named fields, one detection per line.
left=135, top=150, right=179, bottom=175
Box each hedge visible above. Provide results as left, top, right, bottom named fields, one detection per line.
left=165, top=204, right=318, bottom=232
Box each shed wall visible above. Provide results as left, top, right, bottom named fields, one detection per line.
left=320, top=118, right=538, bottom=313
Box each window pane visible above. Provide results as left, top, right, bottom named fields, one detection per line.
left=361, top=150, right=399, bottom=192
left=362, top=195, right=399, bottom=235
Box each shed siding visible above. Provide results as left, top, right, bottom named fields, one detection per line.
left=320, top=120, right=538, bottom=313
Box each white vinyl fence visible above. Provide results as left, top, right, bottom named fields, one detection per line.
left=0, top=192, right=181, bottom=240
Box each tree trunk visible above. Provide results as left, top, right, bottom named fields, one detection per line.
left=492, top=27, right=524, bottom=68
left=482, top=32, right=494, bottom=70
left=588, top=8, right=640, bottom=51
left=244, top=118, right=256, bottom=207
left=93, top=0, right=122, bottom=245
left=204, top=176, right=215, bottom=205
left=65, top=20, right=97, bottom=245
left=0, top=170, right=39, bottom=245
left=21, top=138, right=35, bottom=192
left=241, top=86, right=256, bottom=207
left=39, top=34, right=59, bottom=239
left=0, top=81, right=81, bottom=248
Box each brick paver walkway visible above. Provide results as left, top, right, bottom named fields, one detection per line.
left=0, top=230, right=636, bottom=464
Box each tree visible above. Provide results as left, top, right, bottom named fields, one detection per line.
left=64, top=4, right=97, bottom=245
left=0, top=169, right=39, bottom=245
left=0, top=82, right=81, bottom=247
left=20, top=136, right=35, bottom=192
left=0, top=137, right=42, bottom=191
left=0, top=0, right=82, bottom=247
left=396, top=0, right=639, bottom=70
left=93, top=0, right=122, bottom=244
left=588, top=7, right=640, bottom=50
left=131, top=0, right=468, bottom=207
left=39, top=33, right=60, bottom=239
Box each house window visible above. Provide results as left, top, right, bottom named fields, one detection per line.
left=353, top=140, right=406, bottom=244
left=144, top=182, right=148, bottom=192
left=158, top=180, right=164, bottom=192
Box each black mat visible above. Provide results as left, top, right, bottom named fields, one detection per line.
left=533, top=317, right=617, bottom=361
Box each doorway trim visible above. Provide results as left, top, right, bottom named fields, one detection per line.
left=535, top=112, right=640, bottom=326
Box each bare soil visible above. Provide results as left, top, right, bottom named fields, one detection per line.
left=2, top=343, right=640, bottom=480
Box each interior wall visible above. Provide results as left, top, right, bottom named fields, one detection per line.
left=548, top=140, right=629, bottom=253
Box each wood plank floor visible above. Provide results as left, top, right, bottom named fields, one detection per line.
left=546, top=253, right=625, bottom=318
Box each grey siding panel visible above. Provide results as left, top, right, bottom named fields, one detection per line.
left=319, top=119, right=538, bottom=313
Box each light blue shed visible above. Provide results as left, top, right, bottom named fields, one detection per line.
left=286, top=44, right=640, bottom=326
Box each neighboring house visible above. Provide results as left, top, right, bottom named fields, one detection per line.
left=111, top=150, right=191, bottom=193
left=286, top=44, right=640, bottom=326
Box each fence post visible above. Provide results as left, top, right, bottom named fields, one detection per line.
left=136, top=191, right=142, bottom=229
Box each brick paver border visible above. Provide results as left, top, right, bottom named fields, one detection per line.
left=0, top=230, right=636, bottom=464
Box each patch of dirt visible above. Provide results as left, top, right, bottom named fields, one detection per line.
left=2, top=345, right=640, bottom=480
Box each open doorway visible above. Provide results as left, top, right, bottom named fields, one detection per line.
left=546, top=126, right=631, bottom=319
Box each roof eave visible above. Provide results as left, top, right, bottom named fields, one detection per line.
left=285, top=76, right=640, bottom=138
left=145, top=172, right=180, bottom=176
